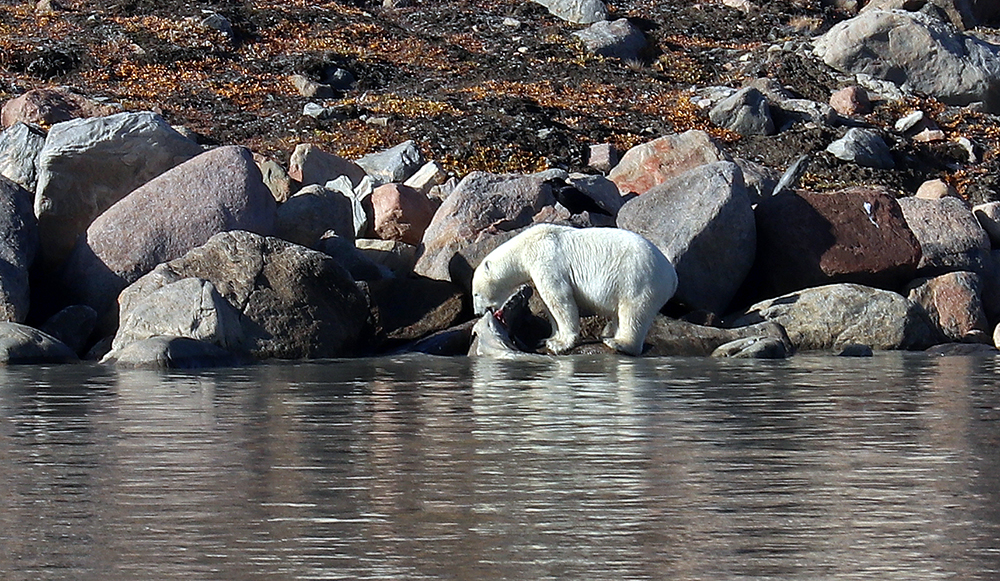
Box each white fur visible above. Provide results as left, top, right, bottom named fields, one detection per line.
left=471, top=223, right=677, bottom=355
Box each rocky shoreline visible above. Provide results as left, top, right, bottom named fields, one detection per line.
left=3, top=0, right=1000, bottom=367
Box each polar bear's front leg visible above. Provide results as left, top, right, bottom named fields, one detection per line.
left=531, top=271, right=580, bottom=354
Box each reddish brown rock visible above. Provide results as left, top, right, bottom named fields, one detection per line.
left=608, top=130, right=730, bottom=196
left=1, top=87, right=115, bottom=129
left=907, top=271, right=988, bottom=342
left=751, top=186, right=922, bottom=300
left=371, top=183, right=436, bottom=246
left=829, top=85, right=872, bottom=116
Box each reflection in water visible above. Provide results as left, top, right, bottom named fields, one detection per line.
left=0, top=355, right=997, bottom=579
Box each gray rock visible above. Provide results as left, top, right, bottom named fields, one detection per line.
left=0, top=176, right=38, bottom=323
left=118, top=231, right=370, bottom=360
left=403, top=161, right=448, bottom=194
left=566, top=173, right=624, bottom=216
left=644, top=316, right=791, bottom=356
left=898, top=196, right=990, bottom=276
left=734, top=158, right=780, bottom=204
left=0, top=322, right=77, bottom=364
left=275, top=184, right=354, bottom=248
left=973, top=201, right=1000, bottom=245
left=608, top=130, right=731, bottom=196
left=814, top=10, right=1000, bottom=112
left=257, top=157, right=295, bottom=204
left=732, top=283, right=942, bottom=351
left=355, top=140, right=424, bottom=185
left=109, top=277, right=246, bottom=358
left=40, top=304, right=97, bottom=356
left=61, top=145, right=276, bottom=327
left=107, top=336, right=244, bottom=369
left=711, top=336, right=789, bottom=359
left=354, top=238, right=417, bottom=277
left=709, top=87, right=775, bottom=136
left=414, top=172, right=555, bottom=283
left=0, top=122, right=45, bottom=192
left=33, top=111, right=203, bottom=271
left=573, top=18, right=647, bottom=61
left=315, top=233, right=391, bottom=281
left=826, top=128, right=895, bottom=168
left=532, top=0, right=608, bottom=24
left=617, top=161, right=755, bottom=315
left=288, top=143, right=367, bottom=188
left=926, top=342, right=999, bottom=356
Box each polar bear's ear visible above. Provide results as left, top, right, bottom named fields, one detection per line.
left=481, top=260, right=491, bottom=274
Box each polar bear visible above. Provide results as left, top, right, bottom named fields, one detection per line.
left=472, top=223, right=677, bottom=356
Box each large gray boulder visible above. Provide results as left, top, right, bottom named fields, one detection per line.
left=0, top=122, right=45, bottom=192
left=608, top=130, right=731, bottom=196
left=107, top=336, right=245, bottom=369
left=617, top=161, right=755, bottom=315
left=898, top=196, right=990, bottom=276
left=709, top=87, right=775, bottom=136
left=33, top=111, right=203, bottom=271
left=288, top=143, right=366, bottom=188
left=110, top=277, right=245, bottom=358
left=532, top=0, right=607, bottom=24
left=732, top=283, right=942, bottom=351
left=813, top=10, right=1000, bottom=112
left=60, top=145, right=276, bottom=326
left=274, top=184, right=354, bottom=248
left=116, top=231, right=370, bottom=360
left=0, top=322, right=77, bottom=365
left=645, top=316, right=791, bottom=356
left=0, top=176, right=39, bottom=323
left=355, top=140, right=424, bottom=185
left=414, top=172, right=555, bottom=283
left=573, top=19, right=647, bottom=61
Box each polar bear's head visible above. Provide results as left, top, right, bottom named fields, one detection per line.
left=471, top=258, right=499, bottom=316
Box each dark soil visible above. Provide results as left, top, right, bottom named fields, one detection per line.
left=3, top=0, right=1000, bottom=202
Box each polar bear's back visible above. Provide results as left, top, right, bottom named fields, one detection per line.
left=525, top=224, right=677, bottom=314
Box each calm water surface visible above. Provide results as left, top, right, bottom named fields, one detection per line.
left=0, top=354, right=998, bottom=580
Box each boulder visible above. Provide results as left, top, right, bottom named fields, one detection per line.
left=106, top=336, right=244, bottom=369
left=110, top=276, right=246, bottom=360
left=565, top=173, right=624, bottom=216
left=862, top=0, right=999, bottom=30
left=573, top=18, right=647, bottom=61
left=118, top=231, right=371, bottom=360
left=414, top=172, right=555, bottom=283
left=731, top=283, right=942, bottom=351
left=256, top=156, right=295, bottom=203
left=751, top=187, right=921, bottom=299
left=275, top=184, right=354, bottom=248
left=354, top=238, right=417, bottom=277
left=0, top=122, right=46, bottom=192
left=61, top=145, right=276, bottom=324
left=813, top=10, right=1000, bottom=112
left=371, top=183, right=436, bottom=246
left=617, top=161, right=755, bottom=315
left=39, top=304, right=97, bottom=356
left=287, top=143, right=367, bottom=188
left=907, top=271, right=988, bottom=341
left=532, top=0, right=608, bottom=24
left=33, top=111, right=203, bottom=271
left=926, top=342, right=999, bottom=356
left=315, top=234, right=390, bottom=281
left=644, top=316, right=791, bottom=356
left=898, top=196, right=990, bottom=276
left=0, top=176, right=38, bottom=323
left=0, top=322, right=78, bottom=364
left=608, top=130, right=731, bottom=196
left=826, top=128, right=895, bottom=169
left=403, top=161, right=449, bottom=194
left=973, top=201, right=1000, bottom=245
left=916, top=178, right=958, bottom=200
left=365, top=276, right=466, bottom=346
left=1, top=87, right=115, bottom=129
left=709, top=87, right=775, bottom=136
left=355, top=140, right=424, bottom=185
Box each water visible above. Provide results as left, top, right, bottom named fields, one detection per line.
left=0, top=353, right=998, bottom=580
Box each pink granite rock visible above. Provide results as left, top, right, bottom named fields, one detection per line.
left=371, top=183, right=436, bottom=246
left=608, top=130, right=730, bottom=196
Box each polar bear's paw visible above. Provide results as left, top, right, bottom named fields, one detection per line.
left=545, top=334, right=578, bottom=355
left=603, top=337, right=643, bottom=357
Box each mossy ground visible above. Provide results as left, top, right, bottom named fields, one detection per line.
left=2, top=0, right=999, bottom=202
